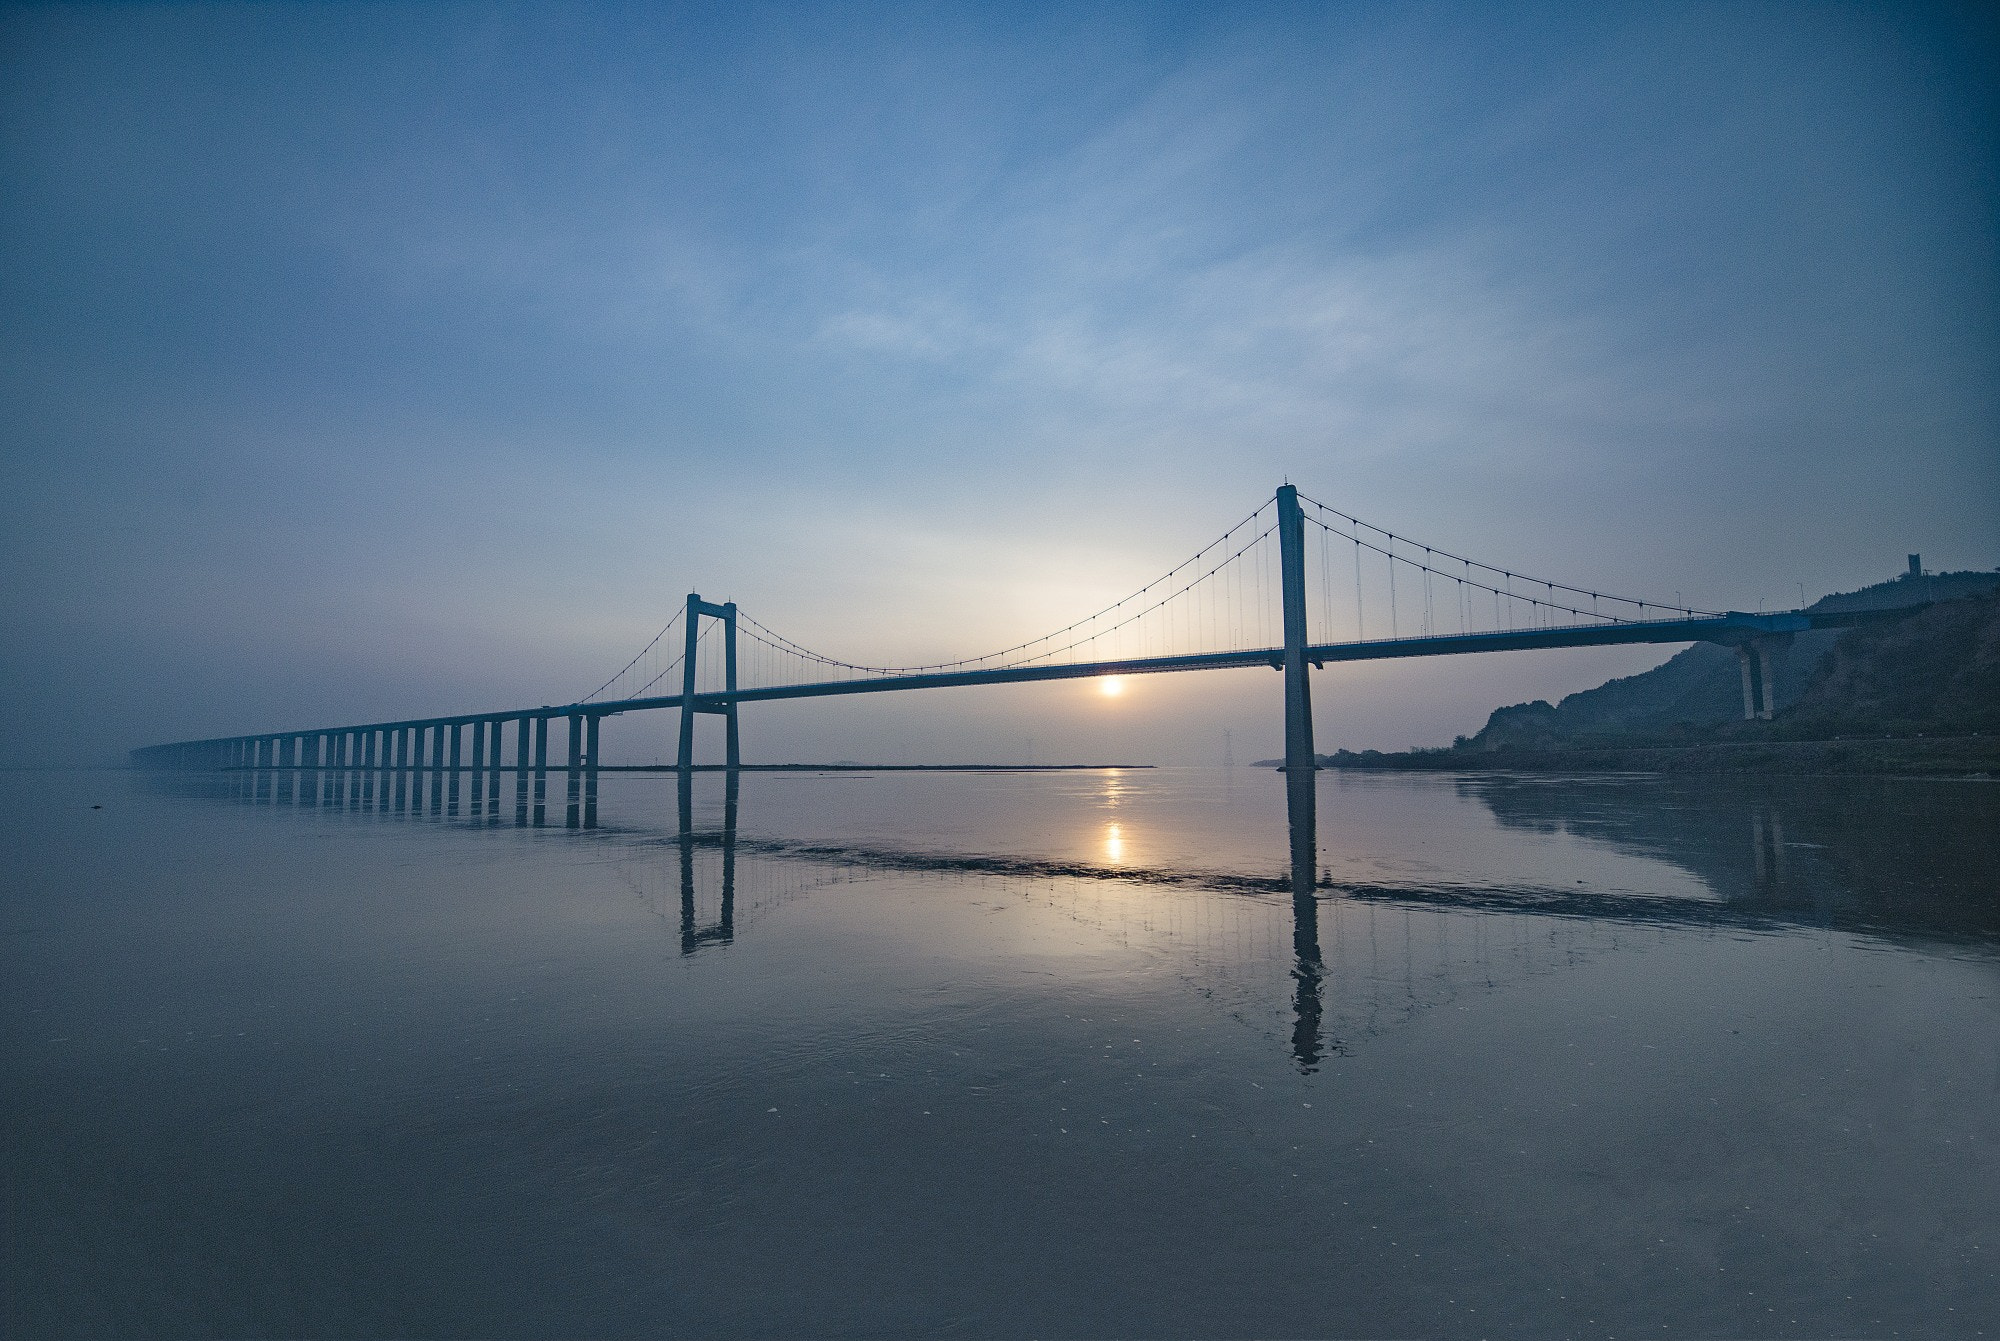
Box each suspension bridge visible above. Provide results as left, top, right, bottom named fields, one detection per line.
left=133, top=484, right=1897, bottom=812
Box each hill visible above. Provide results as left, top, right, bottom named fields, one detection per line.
left=1304, top=565, right=2000, bottom=775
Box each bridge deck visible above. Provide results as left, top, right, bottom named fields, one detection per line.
left=661, top=611, right=1820, bottom=712
left=145, top=607, right=1904, bottom=751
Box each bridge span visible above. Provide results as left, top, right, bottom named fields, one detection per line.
left=133, top=484, right=1908, bottom=802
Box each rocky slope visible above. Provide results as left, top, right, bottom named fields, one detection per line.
left=1299, top=566, right=2000, bottom=774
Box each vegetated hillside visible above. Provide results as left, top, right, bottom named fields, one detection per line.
left=1778, top=591, right=2000, bottom=736
left=1455, top=569, right=2000, bottom=752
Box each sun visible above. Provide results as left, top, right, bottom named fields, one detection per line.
left=1098, top=676, right=1126, bottom=697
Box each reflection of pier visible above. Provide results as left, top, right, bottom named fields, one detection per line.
left=216, top=748, right=606, bottom=829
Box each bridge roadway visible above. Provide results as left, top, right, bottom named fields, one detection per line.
left=139, top=606, right=1884, bottom=762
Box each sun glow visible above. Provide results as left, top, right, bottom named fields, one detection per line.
left=1098, top=676, right=1126, bottom=697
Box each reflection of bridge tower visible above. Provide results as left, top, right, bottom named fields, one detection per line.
left=610, top=769, right=841, bottom=954
left=678, top=768, right=736, bottom=953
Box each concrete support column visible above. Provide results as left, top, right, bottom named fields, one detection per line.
left=515, top=717, right=531, bottom=824
left=532, top=717, right=549, bottom=826
left=584, top=714, right=601, bottom=829
left=447, top=723, right=462, bottom=816
left=428, top=725, right=445, bottom=813
left=1737, top=636, right=1790, bottom=721
left=488, top=720, right=504, bottom=819
left=1736, top=646, right=1760, bottom=721
left=1755, top=639, right=1782, bottom=720
left=470, top=720, right=487, bottom=815
left=565, top=714, right=582, bottom=828
left=393, top=728, right=408, bottom=812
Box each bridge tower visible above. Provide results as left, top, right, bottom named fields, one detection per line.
left=1276, top=483, right=1320, bottom=918
left=676, top=592, right=740, bottom=771
left=1275, top=484, right=1317, bottom=773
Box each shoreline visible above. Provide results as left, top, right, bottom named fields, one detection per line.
left=188, top=762, right=1155, bottom=774
left=1274, top=735, right=2000, bottom=778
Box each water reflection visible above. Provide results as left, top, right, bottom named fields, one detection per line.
left=679, top=769, right=736, bottom=954
left=1287, top=768, right=1325, bottom=1072
left=142, top=759, right=1998, bottom=1078
left=1462, top=773, right=2000, bottom=946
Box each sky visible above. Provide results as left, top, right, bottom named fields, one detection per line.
left=2, top=1, right=1995, bottom=766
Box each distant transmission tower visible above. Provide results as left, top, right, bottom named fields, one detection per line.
left=1222, top=729, right=1234, bottom=768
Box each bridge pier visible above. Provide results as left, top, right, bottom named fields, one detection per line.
left=408, top=726, right=424, bottom=812
left=429, top=725, right=445, bottom=814
left=446, top=723, right=461, bottom=816
left=1735, top=635, right=1790, bottom=721
left=584, top=714, right=601, bottom=829
left=515, top=717, right=531, bottom=825
left=393, top=727, right=408, bottom=811
left=470, top=719, right=487, bottom=816
left=565, top=714, right=582, bottom=828
left=533, top=716, right=549, bottom=826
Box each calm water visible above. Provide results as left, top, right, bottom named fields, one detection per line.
left=4, top=763, right=1997, bottom=1338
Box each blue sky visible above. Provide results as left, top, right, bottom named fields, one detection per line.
left=3, top=2, right=1994, bottom=764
